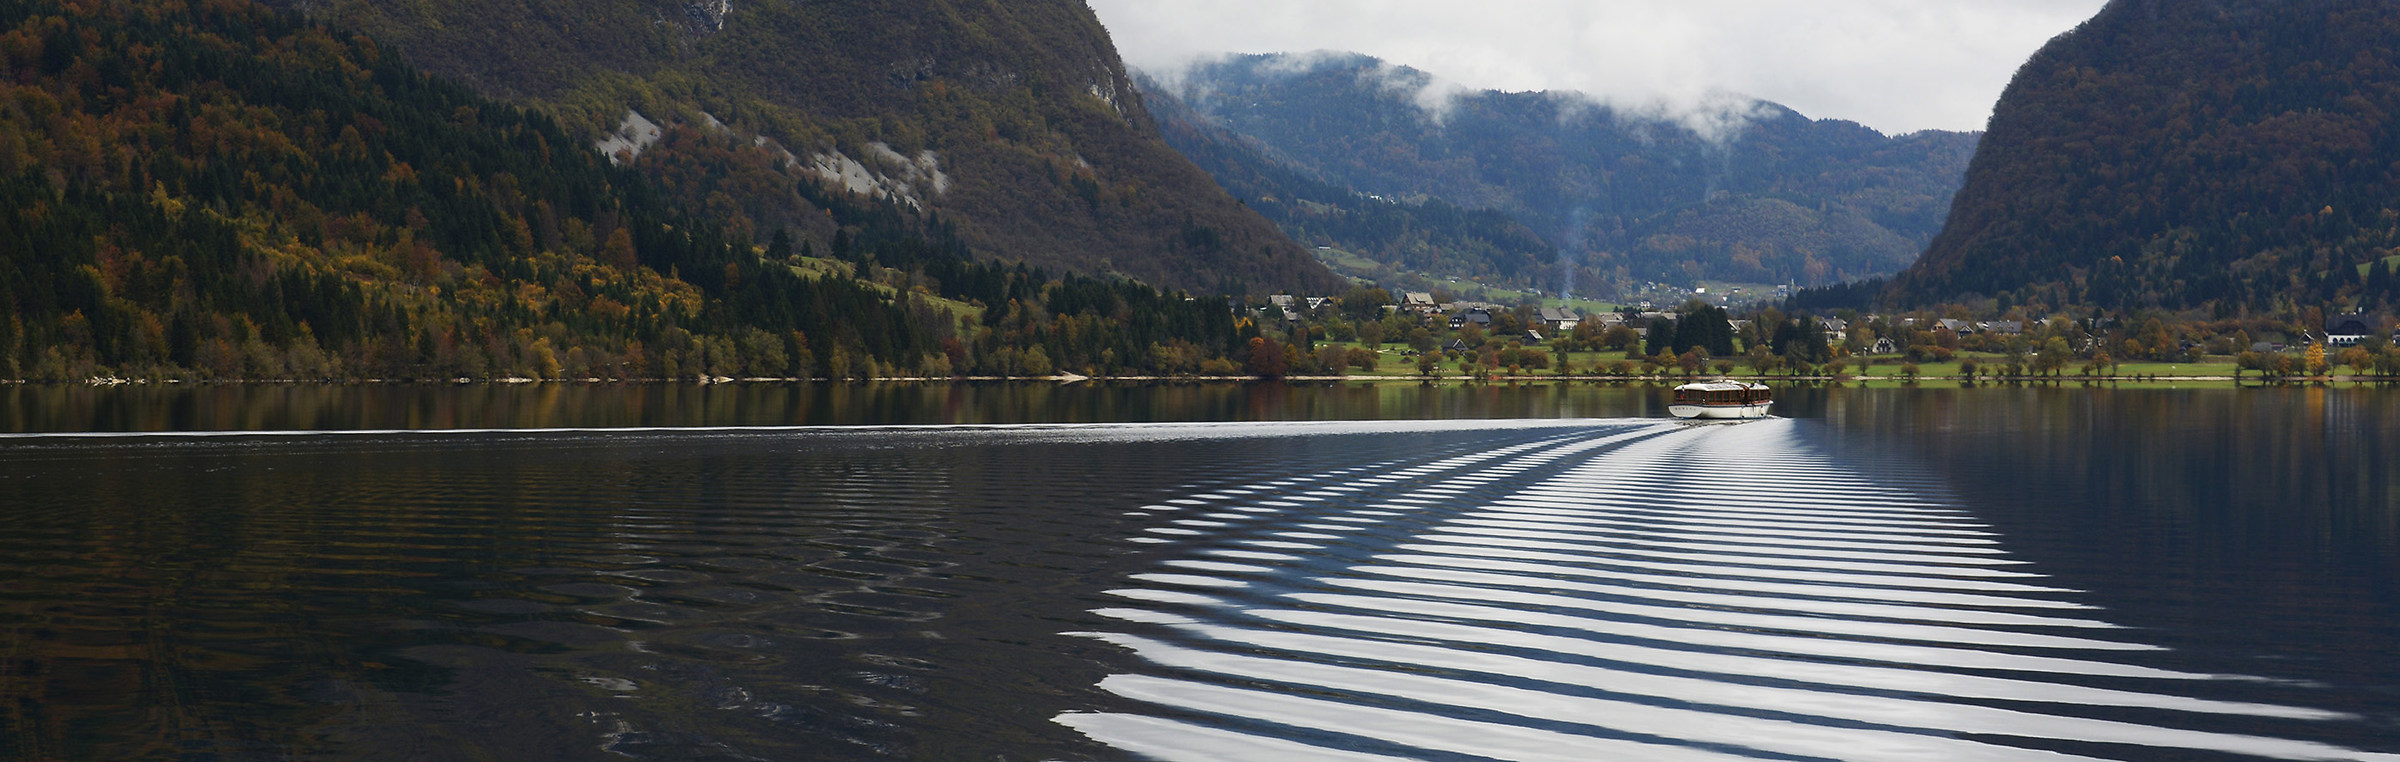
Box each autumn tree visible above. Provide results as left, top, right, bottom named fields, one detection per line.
left=1246, top=337, right=1286, bottom=380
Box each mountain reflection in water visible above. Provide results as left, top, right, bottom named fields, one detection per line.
left=1, top=385, right=2398, bottom=760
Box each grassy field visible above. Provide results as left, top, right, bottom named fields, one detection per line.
left=1307, top=246, right=1385, bottom=281
left=1305, top=247, right=1796, bottom=314
left=1837, top=355, right=2245, bottom=379
left=1307, top=247, right=1622, bottom=311
left=1278, top=343, right=2392, bottom=387
left=789, top=255, right=985, bottom=323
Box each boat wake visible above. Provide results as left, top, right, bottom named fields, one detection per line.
left=1058, top=419, right=2399, bottom=761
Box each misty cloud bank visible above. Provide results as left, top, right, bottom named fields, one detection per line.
left=1090, top=0, right=2106, bottom=135
left=1143, top=50, right=1778, bottom=145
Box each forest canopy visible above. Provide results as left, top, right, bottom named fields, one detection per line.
left=1889, top=0, right=2400, bottom=315
left=0, top=0, right=1261, bottom=381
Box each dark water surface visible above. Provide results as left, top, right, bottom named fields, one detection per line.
left=0, top=381, right=1677, bottom=433
left=3, top=383, right=2398, bottom=760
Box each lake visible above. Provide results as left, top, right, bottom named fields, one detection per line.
left=2, top=382, right=2397, bottom=760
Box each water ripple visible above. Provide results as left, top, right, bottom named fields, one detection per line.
left=1067, top=419, right=2400, bottom=761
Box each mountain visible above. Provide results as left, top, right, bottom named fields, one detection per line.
left=1138, top=71, right=1561, bottom=290
left=1888, top=0, right=2400, bottom=314
left=0, top=0, right=910, bottom=380
left=254, top=0, right=1341, bottom=294
left=0, top=0, right=1256, bottom=381
left=1146, top=53, right=1981, bottom=291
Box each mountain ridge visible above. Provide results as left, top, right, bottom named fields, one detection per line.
left=1137, top=69, right=1561, bottom=291
left=1143, top=52, right=1980, bottom=292
left=257, top=0, right=1343, bottom=294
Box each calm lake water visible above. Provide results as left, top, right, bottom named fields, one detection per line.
left=3, top=382, right=2398, bottom=760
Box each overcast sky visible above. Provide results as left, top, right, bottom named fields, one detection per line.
left=1086, top=1, right=2109, bottom=135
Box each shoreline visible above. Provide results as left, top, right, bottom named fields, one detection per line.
left=5, top=373, right=2383, bottom=387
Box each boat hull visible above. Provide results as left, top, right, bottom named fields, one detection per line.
left=1669, top=402, right=1773, bottom=420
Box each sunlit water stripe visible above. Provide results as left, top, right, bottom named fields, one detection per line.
left=1487, top=489, right=1988, bottom=526
left=1082, top=619, right=2362, bottom=758
left=1391, top=540, right=2081, bottom=594
left=1467, top=504, right=2008, bottom=544
left=1414, top=530, right=2048, bottom=579
left=1260, top=593, right=2202, bottom=681
left=1074, top=673, right=1757, bottom=762
left=1317, top=577, right=2150, bottom=651
left=1065, top=419, right=2400, bottom=761
left=1431, top=518, right=2023, bottom=561
left=1370, top=552, right=2097, bottom=611
left=1488, top=496, right=2008, bottom=534
left=1220, top=604, right=2280, bottom=711
left=1343, top=564, right=2121, bottom=630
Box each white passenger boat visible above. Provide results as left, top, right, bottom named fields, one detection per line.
left=1669, top=380, right=1773, bottom=419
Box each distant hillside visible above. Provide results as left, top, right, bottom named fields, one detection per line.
left=1889, top=0, right=2400, bottom=313
left=257, top=0, right=1341, bottom=294
left=1150, top=53, right=1980, bottom=290
left=1138, top=72, right=1559, bottom=289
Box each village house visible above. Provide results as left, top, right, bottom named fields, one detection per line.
left=2326, top=314, right=2375, bottom=346
left=1449, top=308, right=1494, bottom=331
left=1267, top=295, right=1303, bottom=323
left=1401, top=292, right=1440, bottom=315
left=1817, top=317, right=1848, bottom=344
left=1538, top=307, right=1579, bottom=332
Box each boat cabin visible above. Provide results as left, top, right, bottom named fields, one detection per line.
left=1668, top=380, right=1774, bottom=419
left=1672, top=384, right=1772, bottom=407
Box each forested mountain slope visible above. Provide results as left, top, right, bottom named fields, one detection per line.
left=0, top=0, right=1257, bottom=380
left=1888, top=0, right=2400, bottom=313
left=257, top=0, right=1341, bottom=294
left=1151, top=53, right=1979, bottom=290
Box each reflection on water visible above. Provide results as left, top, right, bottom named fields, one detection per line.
left=0, top=419, right=1610, bottom=760
left=0, top=381, right=1677, bottom=433
left=1822, top=385, right=2400, bottom=756
left=1068, top=418, right=2400, bottom=760
left=3, top=387, right=2400, bottom=760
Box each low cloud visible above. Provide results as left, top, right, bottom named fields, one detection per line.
left=1140, top=50, right=1471, bottom=125
left=1358, top=59, right=1471, bottom=125
left=1148, top=49, right=1770, bottom=144
left=1090, top=0, right=2106, bottom=135
left=1616, top=91, right=1778, bottom=145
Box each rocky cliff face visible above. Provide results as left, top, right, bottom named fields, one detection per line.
left=1889, top=0, right=2400, bottom=312
left=264, top=0, right=1340, bottom=293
